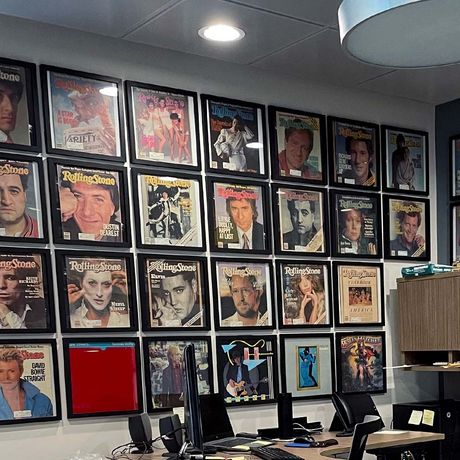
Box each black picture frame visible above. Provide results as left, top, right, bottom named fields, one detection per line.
left=143, top=336, right=213, bottom=413
left=272, top=184, right=329, bottom=256
left=280, top=333, right=334, bottom=400
left=268, top=105, right=327, bottom=184
left=450, top=135, right=460, bottom=200
left=55, top=250, right=137, bottom=332
left=335, top=331, right=387, bottom=395
left=215, top=335, right=279, bottom=406
left=207, top=177, right=271, bottom=254
left=47, top=157, right=131, bottom=247
left=211, top=257, right=275, bottom=331
left=383, top=195, right=430, bottom=261
left=451, top=203, right=460, bottom=263
left=327, top=116, right=380, bottom=190
left=0, top=248, right=55, bottom=333
left=63, top=337, right=143, bottom=418
left=125, top=80, right=201, bottom=171
left=0, top=339, right=61, bottom=425
left=275, top=260, right=332, bottom=329
left=330, top=190, right=382, bottom=258
left=41, top=65, right=125, bottom=162
left=201, top=94, right=268, bottom=179
left=333, top=261, right=385, bottom=327
left=381, top=125, right=429, bottom=195
left=0, top=153, right=48, bottom=243
left=138, top=254, right=210, bottom=331
left=131, top=167, right=205, bottom=251
left=0, top=57, right=41, bottom=152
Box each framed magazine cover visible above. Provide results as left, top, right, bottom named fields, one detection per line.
left=0, top=339, right=61, bottom=425
left=207, top=177, right=271, bottom=254
left=143, top=337, right=213, bottom=413
left=125, top=80, right=200, bottom=170
left=268, top=106, right=326, bottom=184
left=0, top=57, right=41, bottom=152
left=0, top=153, right=48, bottom=243
left=202, top=94, right=268, bottom=178
left=335, top=331, right=386, bottom=395
left=0, top=249, right=54, bottom=333
left=63, top=338, right=142, bottom=418
left=47, top=158, right=131, bottom=247
left=211, top=258, right=274, bottom=330
left=381, top=125, right=428, bottom=195
left=272, top=184, right=328, bottom=256
left=280, top=334, right=334, bottom=400
left=330, top=190, right=382, bottom=258
left=450, top=135, right=460, bottom=199
left=55, top=250, right=137, bottom=332
left=276, top=260, right=332, bottom=328
left=215, top=335, right=278, bottom=406
left=132, top=168, right=205, bottom=250
left=41, top=65, right=125, bottom=162
left=138, top=254, right=210, bottom=331
left=383, top=196, right=430, bottom=261
left=328, top=116, right=380, bottom=190
left=451, top=203, right=460, bottom=263
left=333, top=261, right=384, bottom=327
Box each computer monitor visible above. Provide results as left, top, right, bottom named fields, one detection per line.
left=183, top=343, right=204, bottom=452
left=330, top=392, right=384, bottom=436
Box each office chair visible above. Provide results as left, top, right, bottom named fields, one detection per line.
left=347, top=415, right=382, bottom=460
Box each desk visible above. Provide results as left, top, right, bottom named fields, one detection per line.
left=126, top=431, right=444, bottom=460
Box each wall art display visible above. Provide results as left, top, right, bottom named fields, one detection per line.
left=268, top=106, right=326, bottom=184
left=333, top=262, right=384, bottom=327
left=41, top=65, right=124, bottom=161
left=272, top=184, right=328, bottom=255
left=215, top=336, right=278, bottom=405
left=0, top=340, right=60, bottom=424
left=143, top=337, right=212, bottom=412
left=132, top=169, right=204, bottom=250
left=202, top=94, right=267, bottom=178
left=126, top=81, right=200, bottom=170
left=451, top=135, right=460, bottom=199
left=276, top=260, right=332, bottom=328
left=0, top=57, right=40, bottom=152
left=328, top=116, right=380, bottom=190
left=383, top=196, right=430, bottom=260
left=330, top=190, right=381, bottom=258
left=451, top=204, right=460, bottom=263
left=48, top=158, right=130, bottom=246
left=0, top=249, right=54, bottom=332
left=55, top=251, right=136, bottom=332
left=207, top=178, right=270, bottom=254
left=63, top=338, right=142, bottom=418
left=381, top=125, right=428, bottom=195
left=0, top=154, right=47, bottom=243
left=138, top=254, right=209, bottom=330
left=211, top=258, right=274, bottom=330
left=336, top=332, right=386, bottom=394
left=280, top=334, right=334, bottom=400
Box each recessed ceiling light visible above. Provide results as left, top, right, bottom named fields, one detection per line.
left=198, top=24, right=245, bottom=42
left=99, top=86, right=118, bottom=97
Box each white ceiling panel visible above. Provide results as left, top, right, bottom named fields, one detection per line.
left=253, top=28, right=391, bottom=88
left=126, top=0, right=322, bottom=65
left=0, top=0, right=177, bottom=37
left=223, top=0, right=342, bottom=26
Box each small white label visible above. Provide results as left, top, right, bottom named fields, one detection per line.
left=344, top=178, right=355, bottom=184
left=290, top=169, right=301, bottom=177
left=228, top=243, right=240, bottom=249
left=408, top=410, right=423, bottom=425
left=78, top=232, right=95, bottom=241
left=397, top=250, right=408, bottom=256
left=0, top=228, right=5, bottom=236
left=14, top=410, right=32, bottom=419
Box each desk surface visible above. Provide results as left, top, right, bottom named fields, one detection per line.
left=127, top=430, right=444, bottom=460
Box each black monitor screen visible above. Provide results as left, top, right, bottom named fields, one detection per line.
left=199, top=393, right=234, bottom=442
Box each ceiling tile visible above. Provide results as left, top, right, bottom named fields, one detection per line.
left=359, top=64, right=460, bottom=105
left=252, top=28, right=391, bottom=88
left=126, top=0, right=322, bottom=65
left=224, top=0, right=342, bottom=27
left=0, top=0, right=176, bottom=37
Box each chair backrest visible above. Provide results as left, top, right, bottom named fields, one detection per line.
left=347, top=415, right=383, bottom=460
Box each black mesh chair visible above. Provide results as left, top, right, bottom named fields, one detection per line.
left=347, top=415, right=383, bottom=460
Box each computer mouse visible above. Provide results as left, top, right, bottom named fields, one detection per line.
left=293, top=437, right=311, bottom=444
left=310, top=439, right=339, bottom=448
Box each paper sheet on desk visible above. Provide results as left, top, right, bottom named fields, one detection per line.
left=374, top=430, right=408, bottom=435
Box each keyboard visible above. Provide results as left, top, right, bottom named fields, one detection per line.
left=251, top=447, right=304, bottom=460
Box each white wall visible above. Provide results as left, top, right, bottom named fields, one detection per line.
left=0, top=13, right=439, bottom=460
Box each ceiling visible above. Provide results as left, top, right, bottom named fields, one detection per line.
left=1, top=0, right=459, bottom=105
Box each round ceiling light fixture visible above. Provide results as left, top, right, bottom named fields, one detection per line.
left=198, top=24, right=245, bottom=42
left=338, top=0, right=460, bottom=68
